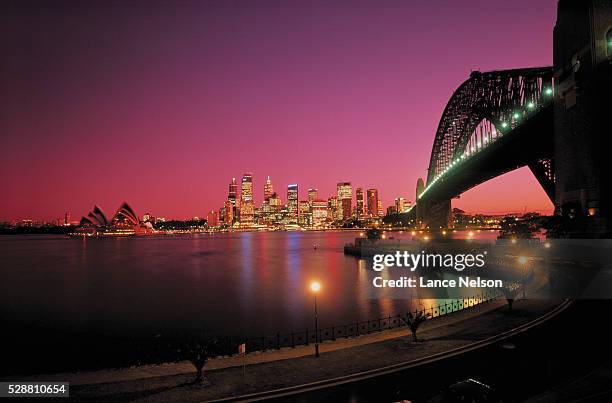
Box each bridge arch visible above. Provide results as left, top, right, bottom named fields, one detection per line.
left=426, top=67, right=553, bottom=186
left=416, top=67, right=555, bottom=228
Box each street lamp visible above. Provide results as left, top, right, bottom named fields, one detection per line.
left=310, top=281, right=321, bottom=357
left=518, top=256, right=528, bottom=298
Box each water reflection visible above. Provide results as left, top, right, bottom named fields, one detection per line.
left=0, top=230, right=498, bottom=341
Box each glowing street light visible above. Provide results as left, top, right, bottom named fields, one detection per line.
left=527, top=102, right=535, bottom=109
left=545, top=87, right=553, bottom=96
left=311, top=281, right=321, bottom=293
left=517, top=256, right=528, bottom=298
left=310, top=281, right=321, bottom=357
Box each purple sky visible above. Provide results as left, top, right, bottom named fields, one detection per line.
left=0, top=0, right=557, bottom=221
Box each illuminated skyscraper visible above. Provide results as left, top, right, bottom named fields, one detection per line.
left=223, top=200, right=234, bottom=225
left=337, top=182, right=352, bottom=220
left=228, top=178, right=238, bottom=222
left=266, top=192, right=281, bottom=224
left=355, top=188, right=365, bottom=219
left=298, top=200, right=310, bottom=226
left=269, top=192, right=281, bottom=209
left=287, top=184, right=298, bottom=224
left=328, top=196, right=338, bottom=221
left=307, top=188, right=318, bottom=207
left=240, top=173, right=254, bottom=225
left=264, top=176, right=274, bottom=201
left=311, top=200, right=327, bottom=227
left=207, top=210, right=219, bottom=227
left=377, top=200, right=384, bottom=217
left=395, top=197, right=407, bottom=213
left=367, top=188, right=379, bottom=218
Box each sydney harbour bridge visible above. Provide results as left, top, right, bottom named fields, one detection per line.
left=411, top=0, right=612, bottom=237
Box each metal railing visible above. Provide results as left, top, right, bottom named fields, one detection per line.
left=215, top=288, right=505, bottom=356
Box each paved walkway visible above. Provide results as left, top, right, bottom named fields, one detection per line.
left=64, top=297, right=562, bottom=402
left=16, top=298, right=507, bottom=386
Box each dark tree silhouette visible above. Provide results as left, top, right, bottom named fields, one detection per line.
left=498, top=213, right=541, bottom=239
left=502, top=286, right=522, bottom=311
left=401, top=310, right=431, bottom=342
left=179, top=338, right=217, bottom=383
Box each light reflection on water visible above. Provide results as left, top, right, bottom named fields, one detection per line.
left=0, top=230, right=497, bottom=339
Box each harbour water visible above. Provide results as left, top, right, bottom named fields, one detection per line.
left=0, top=230, right=499, bottom=374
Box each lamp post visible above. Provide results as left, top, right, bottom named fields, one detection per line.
left=310, top=281, right=321, bottom=357
left=518, top=256, right=527, bottom=298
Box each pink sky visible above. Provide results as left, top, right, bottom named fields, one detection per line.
left=0, top=0, right=556, bottom=221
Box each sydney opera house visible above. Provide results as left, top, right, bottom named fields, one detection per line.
left=73, top=202, right=154, bottom=236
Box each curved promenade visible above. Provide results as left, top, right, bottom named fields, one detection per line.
left=58, top=296, right=566, bottom=402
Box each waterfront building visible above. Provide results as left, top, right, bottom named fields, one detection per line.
left=327, top=196, right=338, bottom=222
left=287, top=184, right=299, bottom=224
left=240, top=173, right=254, bottom=225
left=298, top=200, right=310, bottom=226
left=223, top=200, right=233, bottom=224
left=355, top=188, right=365, bottom=219
left=311, top=199, right=328, bottom=227
left=337, top=182, right=352, bottom=220
left=377, top=200, right=384, bottom=217
left=367, top=188, right=379, bottom=218
left=76, top=202, right=149, bottom=236
left=387, top=205, right=397, bottom=215
left=207, top=210, right=219, bottom=227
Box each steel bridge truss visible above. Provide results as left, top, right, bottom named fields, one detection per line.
left=426, top=67, right=554, bottom=190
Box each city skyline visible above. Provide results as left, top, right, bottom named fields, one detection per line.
left=1, top=0, right=556, bottom=221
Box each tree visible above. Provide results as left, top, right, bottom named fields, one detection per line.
left=498, top=213, right=541, bottom=239
left=401, top=310, right=431, bottom=342
left=502, top=285, right=522, bottom=311
left=180, top=338, right=217, bottom=383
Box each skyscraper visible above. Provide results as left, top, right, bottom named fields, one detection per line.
left=367, top=188, right=379, bottom=218
left=337, top=182, right=352, bottom=220
left=287, top=184, right=298, bottom=224
left=307, top=188, right=318, bottom=206
left=328, top=196, right=338, bottom=222
left=395, top=197, right=406, bottom=213
left=228, top=178, right=238, bottom=222
left=223, top=200, right=234, bottom=225
left=207, top=210, right=219, bottom=227
left=240, top=173, right=254, bottom=225
left=311, top=200, right=328, bottom=227
left=264, top=176, right=274, bottom=201
left=355, top=188, right=365, bottom=219
left=298, top=200, right=310, bottom=226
